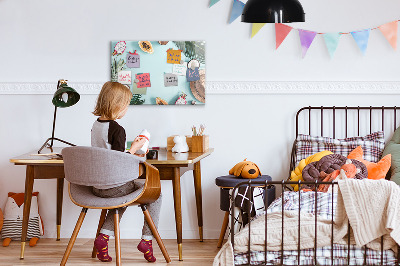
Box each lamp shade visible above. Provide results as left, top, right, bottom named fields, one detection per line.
left=241, top=0, right=305, bottom=23
left=52, top=84, right=80, bottom=108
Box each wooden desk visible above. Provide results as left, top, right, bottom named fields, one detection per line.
left=146, top=148, right=213, bottom=260
left=10, top=147, right=213, bottom=261
left=9, top=148, right=64, bottom=259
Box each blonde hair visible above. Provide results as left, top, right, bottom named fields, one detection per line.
left=93, top=81, right=133, bottom=120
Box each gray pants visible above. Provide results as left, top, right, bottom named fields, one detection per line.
left=92, top=180, right=162, bottom=240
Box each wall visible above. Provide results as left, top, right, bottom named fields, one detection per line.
left=1, top=0, right=400, bottom=239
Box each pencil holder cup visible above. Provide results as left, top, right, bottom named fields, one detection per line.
left=191, top=135, right=209, bottom=153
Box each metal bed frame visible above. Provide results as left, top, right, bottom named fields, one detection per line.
left=230, top=106, right=400, bottom=266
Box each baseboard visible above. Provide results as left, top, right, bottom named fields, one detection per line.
left=1, top=81, right=400, bottom=94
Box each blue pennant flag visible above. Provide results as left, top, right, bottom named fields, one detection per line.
left=323, top=33, right=341, bottom=58
left=229, top=0, right=245, bottom=23
left=209, top=0, right=220, bottom=7
left=351, top=29, right=371, bottom=55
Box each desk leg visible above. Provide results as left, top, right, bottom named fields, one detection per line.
left=172, top=167, right=183, bottom=261
left=20, top=165, right=35, bottom=259
left=56, top=178, right=64, bottom=241
left=193, top=161, right=203, bottom=242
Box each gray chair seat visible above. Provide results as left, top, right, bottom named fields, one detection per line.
left=69, top=180, right=145, bottom=208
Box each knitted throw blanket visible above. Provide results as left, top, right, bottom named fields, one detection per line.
left=335, top=178, right=400, bottom=251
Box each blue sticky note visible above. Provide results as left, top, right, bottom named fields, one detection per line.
left=186, top=67, right=200, bottom=82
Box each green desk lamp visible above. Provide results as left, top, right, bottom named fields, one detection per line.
left=38, top=79, right=80, bottom=154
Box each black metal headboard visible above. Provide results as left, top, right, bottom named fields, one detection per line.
left=289, top=106, right=400, bottom=178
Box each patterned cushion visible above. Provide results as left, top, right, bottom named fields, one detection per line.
left=295, top=131, right=385, bottom=166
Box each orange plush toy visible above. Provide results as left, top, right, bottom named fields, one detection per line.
left=229, top=159, right=261, bottom=179
left=347, top=146, right=391, bottom=180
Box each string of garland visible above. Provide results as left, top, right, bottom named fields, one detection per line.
left=210, top=0, right=399, bottom=58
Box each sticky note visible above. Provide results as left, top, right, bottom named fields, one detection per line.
left=167, top=49, right=182, bottom=64
left=136, top=73, right=151, bottom=88
left=117, top=71, right=132, bottom=84
left=131, top=83, right=147, bottom=95
left=173, top=63, right=187, bottom=76
left=164, top=73, right=178, bottom=87
left=127, top=51, right=140, bottom=68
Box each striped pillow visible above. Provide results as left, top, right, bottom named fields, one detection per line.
left=294, top=131, right=385, bottom=166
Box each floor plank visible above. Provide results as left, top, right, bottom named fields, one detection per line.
left=0, top=239, right=221, bottom=265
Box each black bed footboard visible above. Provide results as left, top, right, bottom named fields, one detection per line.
left=230, top=180, right=400, bottom=266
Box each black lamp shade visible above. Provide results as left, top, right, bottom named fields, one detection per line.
left=52, top=84, right=80, bottom=108
left=241, top=0, right=305, bottom=23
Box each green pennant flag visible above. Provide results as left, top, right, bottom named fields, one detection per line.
left=209, top=0, right=220, bottom=7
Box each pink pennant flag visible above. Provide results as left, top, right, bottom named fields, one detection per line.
left=298, top=29, right=317, bottom=58
left=378, top=21, right=398, bottom=50
left=275, top=23, right=293, bottom=49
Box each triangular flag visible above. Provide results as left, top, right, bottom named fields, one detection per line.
left=209, top=0, right=220, bottom=7
left=351, top=29, right=370, bottom=55
left=298, top=29, right=317, bottom=58
left=275, top=23, right=293, bottom=49
left=378, top=21, right=398, bottom=50
left=229, top=0, right=245, bottom=24
left=251, top=23, right=266, bottom=38
left=323, top=33, right=341, bottom=58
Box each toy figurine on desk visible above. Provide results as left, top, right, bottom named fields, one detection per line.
left=172, top=136, right=189, bottom=153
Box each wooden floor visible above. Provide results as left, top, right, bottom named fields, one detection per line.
left=0, top=239, right=221, bottom=265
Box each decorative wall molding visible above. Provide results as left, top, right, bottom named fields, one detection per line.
left=1, top=81, right=400, bottom=95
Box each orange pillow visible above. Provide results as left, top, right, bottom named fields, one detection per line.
left=347, top=146, right=391, bottom=180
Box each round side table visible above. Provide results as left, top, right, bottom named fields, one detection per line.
left=215, top=175, right=275, bottom=248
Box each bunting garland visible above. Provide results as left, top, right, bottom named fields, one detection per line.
left=378, top=21, right=398, bottom=50
left=209, top=0, right=220, bottom=7
left=229, top=0, right=245, bottom=24
left=208, top=2, right=399, bottom=58
left=251, top=23, right=266, bottom=38
left=275, top=23, right=292, bottom=49
left=323, top=33, right=341, bottom=58
left=351, top=29, right=370, bottom=55
left=298, top=30, right=317, bottom=58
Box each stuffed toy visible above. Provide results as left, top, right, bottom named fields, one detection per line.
left=172, top=135, right=189, bottom=153
left=229, top=159, right=261, bottom=179
left=1, top=192, right=44, bottom=247
left=289, top=150, right=333, bottom=191
left=348, top=146, right=391, bottom=180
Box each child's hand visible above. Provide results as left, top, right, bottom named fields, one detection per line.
left=129, top=137, right=147, bottom=155
left=134, top=149, right=149, bottom=157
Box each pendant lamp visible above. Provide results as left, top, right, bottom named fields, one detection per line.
left=38, top=79, right=80, bottom=154
left=241, top=0, right=305, bottom=23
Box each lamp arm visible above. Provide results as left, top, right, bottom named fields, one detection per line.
left=50, top=105, right=57, bottom=148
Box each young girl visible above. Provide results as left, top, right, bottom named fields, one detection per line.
left=91, top=81, right=162, bottom=263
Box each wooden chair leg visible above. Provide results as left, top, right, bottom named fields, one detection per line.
left=60, top=208, right=88, bottom=266
left=114, top=210, right=121, bottom=266
left=91, top=209, right=108, bottom=258
left=217, top=211, right=230, bottom=248
left=141, top=205, right=171, bottom=263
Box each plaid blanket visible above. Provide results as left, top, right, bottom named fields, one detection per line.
left=234, top=191, right=397, bottom=265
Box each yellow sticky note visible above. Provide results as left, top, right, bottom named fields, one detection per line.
left=167, top=49, right=182, bottom=64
